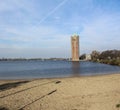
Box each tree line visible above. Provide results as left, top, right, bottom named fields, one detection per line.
left=91, top=50, right=120, bottom=66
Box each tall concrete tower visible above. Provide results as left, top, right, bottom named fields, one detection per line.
left=71, top=35, right=79, bottom=61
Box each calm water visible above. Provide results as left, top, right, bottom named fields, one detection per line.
left=0, top=60, right=120, bottom=79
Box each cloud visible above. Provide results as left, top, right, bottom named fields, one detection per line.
left=0, top=0, right=120, bottom=57
left=80, top=13, right=120, bottom=53
left=0, top=47, right=70, bottom=58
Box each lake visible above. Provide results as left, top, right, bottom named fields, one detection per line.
left=0, top=60, right=120, bottom=79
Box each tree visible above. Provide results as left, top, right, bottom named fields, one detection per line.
left=91, top=50, right=100, bottom=61
left=79, top=54, right=86, bottom=60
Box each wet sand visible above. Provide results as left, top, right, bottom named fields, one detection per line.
left=0, top=73, right=120, bottom=110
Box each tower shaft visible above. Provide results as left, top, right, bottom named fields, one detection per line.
left=71, top=35, right=79, bottom=61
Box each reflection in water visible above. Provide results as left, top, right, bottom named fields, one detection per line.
left=71, top=62, right=80, bottom=76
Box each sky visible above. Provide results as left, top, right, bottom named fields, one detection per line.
left=0, top=0, right=120, bottom=58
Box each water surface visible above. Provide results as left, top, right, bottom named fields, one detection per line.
left=0, top=61, right=120, bottom=79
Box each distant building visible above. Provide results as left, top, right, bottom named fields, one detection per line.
left=71, top=35, right=79, bottom=61
left=85, top=54, right=91, bottom=60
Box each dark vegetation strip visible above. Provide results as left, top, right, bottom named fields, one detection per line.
left=80, top=50, right=120, bottom=66
left=90, top=50, right=120, bottom=66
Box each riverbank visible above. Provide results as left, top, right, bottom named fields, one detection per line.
left=0, top=73, right=120, bottom=110
left=91, top=59, right=120, bottom=66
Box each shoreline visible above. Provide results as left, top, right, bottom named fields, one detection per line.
left=0, top=73, right=120, bottom=110
left=0, top=72, right=119, bottom=81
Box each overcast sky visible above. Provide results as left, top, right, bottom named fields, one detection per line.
left=0, top=0, right=120, bottom=58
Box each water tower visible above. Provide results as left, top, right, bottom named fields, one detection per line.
left=71, top=35, right=80, bottom=61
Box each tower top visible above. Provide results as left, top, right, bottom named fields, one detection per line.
left=72, top=34, right=79, bottom=38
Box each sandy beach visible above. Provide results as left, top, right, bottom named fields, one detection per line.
left=0, top=74, right=120, bottom=110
